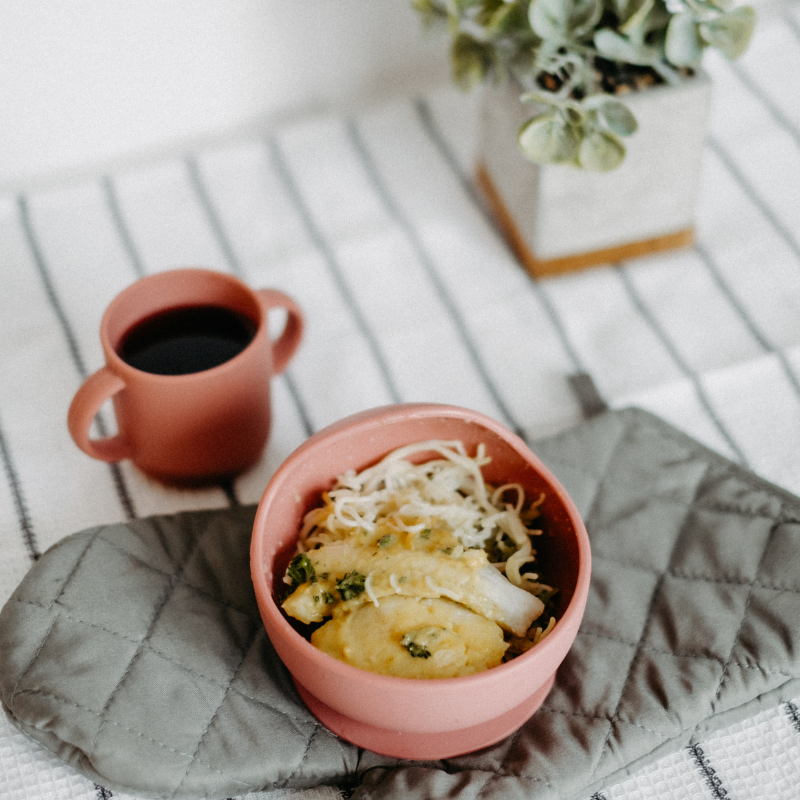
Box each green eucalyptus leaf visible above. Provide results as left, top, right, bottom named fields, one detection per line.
left=492, top=0, right=534, bottom=33
left=597, top=100, right=638, bottom=136
left=699, top=6, right=755, bottom=59
left=485, top=1, right=515, bottom=31
left=585, top=108, right=600, bottom=127
left=520, top=91, right=587, bottom=124
left=665, top=12, right=704, bottom=65
left=578, top=130, right=626, bottom=170
left=593, top=27, right=662, bottom=64
left=564, top=104, right=584, bottom=125
left=520, top=90, right=554, bottom=105
left=411, top=0, right=436, bottom=15
left=619, top=0, right=655, bottom=36
left=412, top=0, right=447, bottom=25
left=450, top=33, right=494, bottom=90
left=479, top=0, right=522, bottom=31
left=642, top=0, right=673, bottom=36
left=518, top=113, right=580, bottom=164
left=528, top=0, right=603, bottom=42
left=610, top=0, right=642, bottom=24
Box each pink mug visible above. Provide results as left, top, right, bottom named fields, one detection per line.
left=68, top=268, right=303, bottom=483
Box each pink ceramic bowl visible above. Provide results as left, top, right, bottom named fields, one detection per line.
left=250, top=403, right=590, bottom=759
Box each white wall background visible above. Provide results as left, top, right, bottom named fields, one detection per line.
left=0, top=1, right=449, bottom=189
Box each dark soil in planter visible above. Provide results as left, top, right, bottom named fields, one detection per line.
left=536, top=56, right=694, bottom=98
left=594, top=56, right=664, bottom=94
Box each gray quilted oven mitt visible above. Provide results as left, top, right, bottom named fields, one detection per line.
left=2, top=408, right=800, bottom=800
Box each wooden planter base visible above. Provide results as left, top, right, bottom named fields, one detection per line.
left=476, top=163, right=695, bottom=280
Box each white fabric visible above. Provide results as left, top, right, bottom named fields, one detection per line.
left=2, top=7, right=800, bottom=800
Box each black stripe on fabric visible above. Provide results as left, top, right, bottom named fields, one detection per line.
left=283, top=372, right=315, bottom=438
left=784, top=9, right=800, bottom=46
left=184, top=153, right=257, bottom=506
left=706, top=136, right=800, bottom=264
left=413, top=97, right=492, bottom=219
left=687, top=742, right=730, bottom=799
left=184, top=150, right=316, bottom=447
left=18, top=195, right=89, bottom=378
left=219, top=478, right=240, bottom=507
left=785, top=699, right=800, bottom=734
left=726, top=61, right=800, bottom=151
left=106, top=465, right=135, bottom=521
left=695, top=241, right=800, bottom=401
left=94, top=784, right=113, bottom=799
left=106, top=163, right=247, bottom=511
left=17, top=195, right=137, bottom=521
left=0, top=416, right=40, bottom=561
left=413, top=98, right=589, bottom=377
left=345, top=117, right=526, bottom=440
left=185, top=156, right=245, bottom=279
left=265, top=134, right=403, bottom=405
left=101, top=175, right=146, bottom=278
left=614, top=264, right=749, bottom=467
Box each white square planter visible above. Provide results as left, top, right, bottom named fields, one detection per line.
left=477, top=71, right=712, bottom=278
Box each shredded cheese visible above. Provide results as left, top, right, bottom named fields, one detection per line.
left=364, top=573, right=380, bottom=607
left=425, top=575, right=462, bottom=602
left=286, top=439, right=559, bottom=667
left=297, top=440, right=544, bottom=562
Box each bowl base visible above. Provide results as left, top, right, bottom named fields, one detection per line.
left=293, top=672, right=556, bottom=760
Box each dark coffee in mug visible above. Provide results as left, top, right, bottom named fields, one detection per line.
left=68, top=268, right=303, bottom=482
left=118, top=305, right=257, bottom=376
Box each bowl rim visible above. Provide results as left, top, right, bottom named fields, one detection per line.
left=250, top=402, right=591, bottom=689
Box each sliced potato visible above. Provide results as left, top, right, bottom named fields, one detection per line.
left=311, top=594, right=508, bottom=678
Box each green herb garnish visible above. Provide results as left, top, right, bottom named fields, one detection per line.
left=336, top=571, right=366, bottom=600
left=401, top=632, right=431, bottom=658
left=378, top=534, right=396, bottom=548
left=286, top=553, right=315, bottom=588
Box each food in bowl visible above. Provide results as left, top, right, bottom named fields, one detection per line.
left=251, top=403, right=590, bottom=759
left=280, top=439, right=559, bottom=678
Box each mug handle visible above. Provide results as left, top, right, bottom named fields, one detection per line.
left=256, top=289, right=304, bottom=375
left=67, top=367, right=133, bottom=462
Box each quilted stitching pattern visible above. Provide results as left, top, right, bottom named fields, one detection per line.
left=1, top=408, right=799, bottom=800
left=0, top=506, right=356, bottom=799
left=352, top=409, right=800, bottom=800
left=455, top=408, right=800, bottom=800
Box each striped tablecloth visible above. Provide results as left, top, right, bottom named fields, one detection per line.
left=2, top=6, right=800, bottom=799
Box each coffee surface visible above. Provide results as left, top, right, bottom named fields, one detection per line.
left=119, top=305, right=256, bottom=375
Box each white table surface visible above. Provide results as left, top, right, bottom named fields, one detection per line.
left=2, top=6, right=800, bottom=799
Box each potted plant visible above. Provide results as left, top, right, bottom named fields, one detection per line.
left=413, top=0, right=755, bottom=277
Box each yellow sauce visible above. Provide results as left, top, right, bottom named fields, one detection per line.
left=280, top=440, right=554, bottom=679
left=311, top=594, right=508, bottom=678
